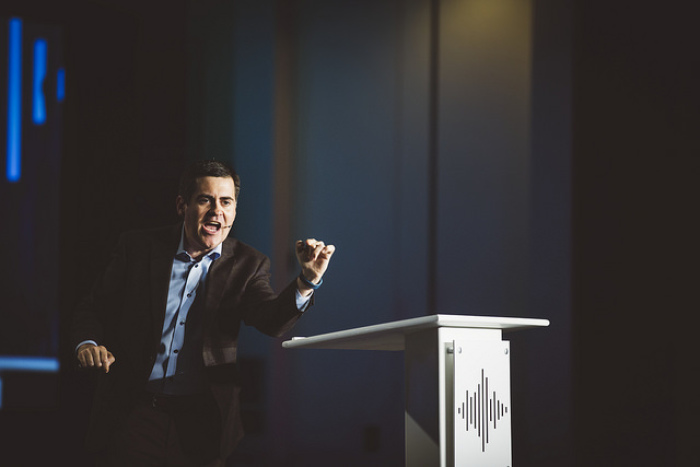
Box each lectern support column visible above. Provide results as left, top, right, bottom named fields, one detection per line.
left=405, top=327, right=512, bottom=467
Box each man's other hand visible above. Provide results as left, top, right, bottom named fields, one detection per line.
left=77, top=344, right=115, bottom=373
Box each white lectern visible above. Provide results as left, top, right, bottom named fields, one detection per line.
left=283, top=314, right=549, bottom=467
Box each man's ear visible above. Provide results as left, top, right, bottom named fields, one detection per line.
left=175, top=196, right=187, bottom=217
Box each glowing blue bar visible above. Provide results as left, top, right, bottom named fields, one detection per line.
left=6, top=18, right=22, bottom=182
left=57, top=67, right=66, bottom=102
left=0, top=357, right=59, bottom=410
left=0, top=356, right=60, bottom=372
left=33, top=39, right=47, bottom=125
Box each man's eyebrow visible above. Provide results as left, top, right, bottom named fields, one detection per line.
left=197, top=194, right=235, bottom=201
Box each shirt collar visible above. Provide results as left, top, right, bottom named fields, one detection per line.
left=175, top=225, right=222, bottom=262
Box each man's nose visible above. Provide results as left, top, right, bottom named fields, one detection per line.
left=209, top=201, right=224, bottom=215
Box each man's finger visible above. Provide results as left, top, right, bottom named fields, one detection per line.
left=95, top=346, right=108, bottom=367
left=311, top=242, right=325, bottom=259
left=296, top=239, right=334, bottom=264
left=298, top=239, right=319, bottom=261
left=84, top=348, right=97, bottom=367
left=78, top=350, right=93, bottom=368
left=103, top=353, right=115, bottom=373
left=98, top=347, right=114, bottom=370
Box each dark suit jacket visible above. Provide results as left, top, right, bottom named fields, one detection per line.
left=71, top=224, right=306, bottom=459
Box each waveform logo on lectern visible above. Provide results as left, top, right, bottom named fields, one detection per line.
left=456, top=368, right=509, bottom=453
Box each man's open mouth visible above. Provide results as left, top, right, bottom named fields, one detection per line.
left=203, top=222, right=221, bottom=234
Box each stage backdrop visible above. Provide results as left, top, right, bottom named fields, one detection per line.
left=0, top=17, right=64, bottom=410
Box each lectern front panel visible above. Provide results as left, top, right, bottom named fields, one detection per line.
left=452, top=339, right=512, bottom=466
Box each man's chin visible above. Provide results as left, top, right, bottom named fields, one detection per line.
left=189, top=234, right=218, bottom=252
left=201, top=237, right=222, bottom=249
left=200, top=231, right=230, bottom=248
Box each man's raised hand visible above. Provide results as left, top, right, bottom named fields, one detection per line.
left=295, top=238, right=335, bottom=292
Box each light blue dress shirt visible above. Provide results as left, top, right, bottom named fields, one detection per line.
left=146, top=235, right=222, bottom=394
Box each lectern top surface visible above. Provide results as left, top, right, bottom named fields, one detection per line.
left=282, top=314, right=550, bottom=351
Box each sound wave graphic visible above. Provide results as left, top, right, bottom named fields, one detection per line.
left=456, top=368, right=509, bottom=453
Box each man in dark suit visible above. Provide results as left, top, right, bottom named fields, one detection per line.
left=71, top=160, right=335, bottom=466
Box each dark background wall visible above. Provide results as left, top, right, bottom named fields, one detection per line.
left=0, top=0, right=697, bottom=466
left=572, top=1, right=698, bottom=465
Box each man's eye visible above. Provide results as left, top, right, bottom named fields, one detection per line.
left=222, top=200, right=231, bottom=206
left=198, top=198, right=211, bottom=205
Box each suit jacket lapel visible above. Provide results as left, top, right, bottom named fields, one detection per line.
left=202, top=237, right=237, bottom=323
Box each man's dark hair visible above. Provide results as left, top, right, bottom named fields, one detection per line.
left=178, top=160, right=241, bottom=202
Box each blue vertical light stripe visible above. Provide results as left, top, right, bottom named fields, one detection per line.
left=56, top=68, right=66, bottom=102
left=33, top=39, right=47, bottom=125
left=6, top=18, right=23, bottom=182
